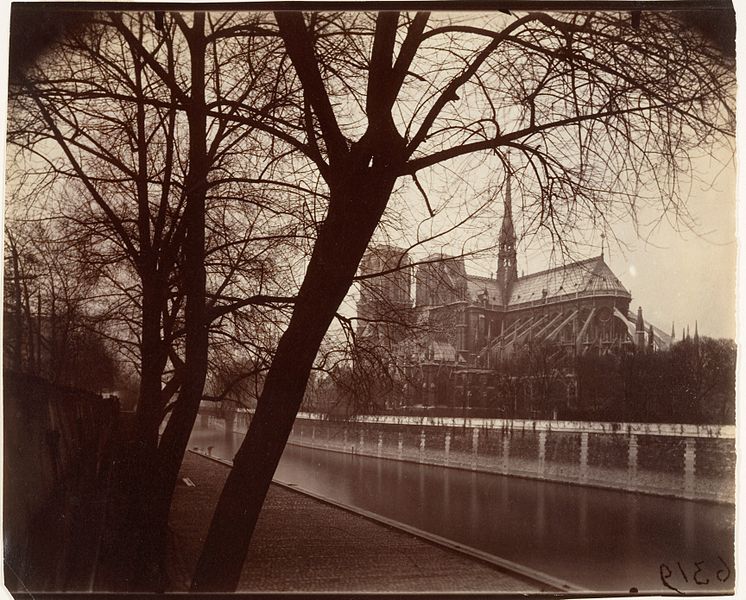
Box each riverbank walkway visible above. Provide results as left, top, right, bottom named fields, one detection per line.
left=167, top=451, right=545, bottom=593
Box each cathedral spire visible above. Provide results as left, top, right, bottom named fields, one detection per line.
left=497, top=160, right=518, bottom=304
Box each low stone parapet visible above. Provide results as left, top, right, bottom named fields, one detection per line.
left=286, top=416, right=735, bottom=504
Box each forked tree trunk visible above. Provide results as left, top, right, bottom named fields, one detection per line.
left=137, top=278, right=167, bottom=449
left=190, top=169, right=396, bottom=591
left=118, top=274, right=170, bottom=590
left=128, top=14, right=210, bottom=590
left=104, top=49, right=173, bottom=588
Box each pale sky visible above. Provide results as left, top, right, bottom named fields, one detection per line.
left=0, top=5, right=739, bottom=344
left=602, top=161, right=737, bottom=341
left=520, top=151, right=738, bottom=341
left=341, top=145, right=738, bottom=342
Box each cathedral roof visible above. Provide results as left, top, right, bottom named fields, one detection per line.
left=465, top=274, right=503, bottom=305
left=507, top=255, right=630, bottom=306
left=459, top=256, right=629, bottom=307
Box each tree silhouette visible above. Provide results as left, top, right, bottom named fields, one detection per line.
left=5, top=7, right=736, bottom=592
left=189, top=11, right=734, bottom=590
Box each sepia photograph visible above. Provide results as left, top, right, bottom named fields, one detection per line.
left=2, top=1, right=738, bottom=597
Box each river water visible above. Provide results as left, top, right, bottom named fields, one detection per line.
left=188, top=424, right=734, bottom=594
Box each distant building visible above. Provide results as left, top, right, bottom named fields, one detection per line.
left=356, top=173, right=672, bottom=413
left=356, top=244, right=413, bottom=348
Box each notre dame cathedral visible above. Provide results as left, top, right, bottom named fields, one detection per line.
left=355, top=178, right=673, bottom=414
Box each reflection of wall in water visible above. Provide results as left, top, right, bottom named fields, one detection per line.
left=283, top=415, right=734, bottom=504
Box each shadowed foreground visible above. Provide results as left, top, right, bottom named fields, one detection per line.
left=167, top=452, right=543, bottom=593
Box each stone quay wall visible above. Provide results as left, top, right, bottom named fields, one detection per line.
left=4, top=371, right=119, bottom=591
left=282, top=414, right=735, bottom=503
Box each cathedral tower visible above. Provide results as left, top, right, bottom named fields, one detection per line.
left=496, top=166, right=518, bottom=304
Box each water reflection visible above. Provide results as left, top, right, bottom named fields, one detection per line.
left=578, top=487, right=588, bottom=544
left=189, top=425, right=734, bottom=594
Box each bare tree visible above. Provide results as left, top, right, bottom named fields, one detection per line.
left=189, top=10, right=734, bottom=590
left=7, top=11, right=302, bottom=588
left=7, top=7, right=735, bottom=592
left=3, top=221, right=118, bottom=389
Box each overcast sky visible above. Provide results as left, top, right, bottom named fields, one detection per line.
left=342, top=144, right=737, bottom=341
left=2, top=6, right=738, bottom=344
left=601, top=156, right=736, bottom=340
left=494, top=144, right=738, bottom=341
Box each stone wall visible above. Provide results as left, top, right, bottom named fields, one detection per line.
left=283, top=414, right=735, bottom=503
left=4, top=371, right=119, bottom=591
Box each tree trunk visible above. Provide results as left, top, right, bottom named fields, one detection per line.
left=112, top=45, right=174, bottom=589
left=190, top=170, right=395, bottom=591
left=113, top=274, right=169, bottom=591
left=136, top=278, right=166, bottom=450
left=130, top=15, right=211, bottom=589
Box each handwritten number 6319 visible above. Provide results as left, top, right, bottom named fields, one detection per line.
left=659, top=556, right=731, bottom=594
